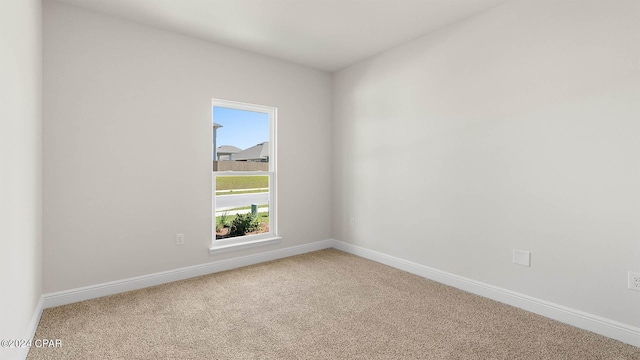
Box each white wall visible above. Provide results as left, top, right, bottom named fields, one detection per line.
left=43, top=1, right=332, bottom=293
left=0, top=0, right=43, bottom=358
left=333, top=0, right=640, bottom=328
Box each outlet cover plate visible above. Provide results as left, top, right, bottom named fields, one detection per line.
left=513, top=249, right=531, bottom=267
left=629, top=271, right=640, bottom=292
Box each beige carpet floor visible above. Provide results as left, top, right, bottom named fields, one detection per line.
left=28, top=249, right=639, bottom=359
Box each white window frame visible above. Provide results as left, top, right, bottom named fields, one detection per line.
left=210, top=99, right=279, bottom=254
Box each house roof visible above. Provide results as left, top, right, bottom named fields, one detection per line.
left=234, top=142, right=269, bottom=161
left=217, top=145, right=241, bottom=155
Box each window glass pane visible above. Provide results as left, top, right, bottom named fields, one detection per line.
left=215, top=175, right=270, bottom=239
left=213, top=106, right=270, bottom=172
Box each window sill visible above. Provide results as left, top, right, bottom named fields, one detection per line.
left=209, top=237, right=281, bottom=255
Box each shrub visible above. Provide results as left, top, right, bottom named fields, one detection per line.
left=218, top=211, right=230, bottom=229
left=229, top=213, right=261, bottom=237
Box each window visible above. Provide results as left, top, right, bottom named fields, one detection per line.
left=210, top=99, right=278, bottom=253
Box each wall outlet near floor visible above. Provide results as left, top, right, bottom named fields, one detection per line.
left=175, top=233, right=184, bottom=246
left=513, top=249, right=531, bottom=267
left=629, top=271, right=640, bottom=291
left=349, top=217, right=355, bottom=228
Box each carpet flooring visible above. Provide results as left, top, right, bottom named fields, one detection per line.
left=28, top=249, right=639, bottom=359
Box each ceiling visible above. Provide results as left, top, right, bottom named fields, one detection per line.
left=54, top=0, right=506, bottom=72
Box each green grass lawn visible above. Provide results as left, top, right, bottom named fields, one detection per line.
left=216, top=189, right=268, bottom=196
left=216, top=175, right=268, bottom=191
left=218, top=204, right=269, bottom=212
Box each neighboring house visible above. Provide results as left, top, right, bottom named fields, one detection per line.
left=216, top=145, right=242, bottom=161
left=234, top=142, right=269, bottom=162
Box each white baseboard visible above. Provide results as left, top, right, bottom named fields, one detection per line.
left=43, top=239, right=333, bottom=309
left=332, top=239, right=640, bottom=348
left=16, top=295, right=44, bottom=360
left=38, top=238, right=639, bottom=349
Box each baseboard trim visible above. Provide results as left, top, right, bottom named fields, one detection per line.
left=17, top=295, right=44, bottom=360
left=43, top=239, right=333, bottom=309
left=332, top=239, right=640, bottom=348
left=39, top=238, right=639, bottom=348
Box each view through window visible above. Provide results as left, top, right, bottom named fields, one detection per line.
left=212, top=100, right=276, bottom=246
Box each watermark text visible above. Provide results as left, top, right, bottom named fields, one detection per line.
left=1, top=339, right=62, bottom=348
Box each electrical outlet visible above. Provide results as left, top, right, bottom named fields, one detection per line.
left=513, top=249, right=531, bottom=267
left=175, top=233, right=184, bottom=246
left=628, top=271, right=640, bottom=292
left=349, top=218, right=355, bottom=228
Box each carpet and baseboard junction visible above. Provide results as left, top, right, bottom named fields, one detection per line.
left=27, top=243, right=639, bottom=359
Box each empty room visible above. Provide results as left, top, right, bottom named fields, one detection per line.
left=1, top=0, right=639, bottom=359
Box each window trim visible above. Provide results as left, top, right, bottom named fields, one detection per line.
left=210, top=99, right=278, bottom=254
